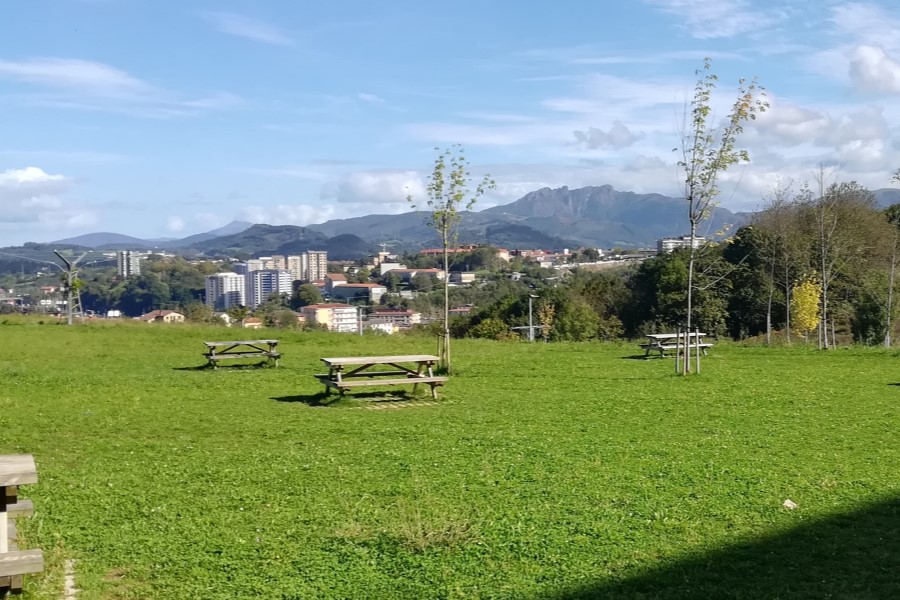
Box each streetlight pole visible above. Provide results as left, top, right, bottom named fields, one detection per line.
left=528, top=294, right=538, bottom=342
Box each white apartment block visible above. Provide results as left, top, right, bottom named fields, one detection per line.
left=286, top=255, right=305, bottom=281
left=246, top=269, right=293, bottom=308
left=116, top=251, right=144, bottom=277
left=205, top=272, right=246, bottom=310
left=657, top=236, right=705, bottom=254
left=306, top=251, right=328, bottom=281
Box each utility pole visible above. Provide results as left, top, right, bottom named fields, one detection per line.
left=53, top=251, right=86, bottom=326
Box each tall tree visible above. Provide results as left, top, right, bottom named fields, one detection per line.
left=804, top=180, right=881, bottom=348
left=677, top=59, right=766, bottom=371
left=408, top=145, right=494, bottom=372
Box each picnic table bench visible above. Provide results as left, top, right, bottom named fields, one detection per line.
left=315, top=355, right=448, bottom=399
left=0, top=454, right=43, bottom=595
left=640, top=333, right=713, bottom=358
left=203, top=340, right=281, bottom=368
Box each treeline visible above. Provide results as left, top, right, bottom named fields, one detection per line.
left=452, top=181, right=900, bottom=345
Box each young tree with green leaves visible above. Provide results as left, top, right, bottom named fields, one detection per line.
left=408, top=145, right=495, bottom=372
left=678, top=59, right=766, bottom=371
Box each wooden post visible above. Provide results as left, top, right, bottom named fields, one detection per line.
left=695, top=327, right=701, bottom=375
left=675, top=330, right=681, bottom=374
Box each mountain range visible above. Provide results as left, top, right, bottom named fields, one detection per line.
left=46, top=185, right=900, bottom=259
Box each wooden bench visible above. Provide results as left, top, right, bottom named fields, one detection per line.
left=317, top=355, right=448, bottom=399
left=203, top=340, right=280, bottom=368
left=640, top=333, right=713, bottom=358
left=0, top=455, right=43, bottom=595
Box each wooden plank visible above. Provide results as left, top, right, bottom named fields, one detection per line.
left=0, top=456, right=37, bottom=487
left=0, top=550, right=44, bottom=577
left=203, top=340, right=278, bottom=347
left=206, top=352, right=280, bottom=360
left=321, top=355, right=438, bottom=366
left=325, top=377, right=447, bottom=388
left=6, top=500, right=33, bottom=518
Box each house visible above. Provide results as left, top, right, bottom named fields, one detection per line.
left=300, top=303, right=359, bottom=333
left=329, top=283, right=387, bottom=305
left=449, top=271, right=477, bottom=285
left=214, top=312, right=233, bottom=327
left=241, top=317, right=263, bottom=329
left=138, top=310, right=185, bottom=323
left=325, top=273, right=347, bottom=293
left=381, top=268, right=446, bottom=283
left=368, top=309, right=421, bottom=329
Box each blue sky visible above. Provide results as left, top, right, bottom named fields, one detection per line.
left=2, top=0, right=900, bottom=245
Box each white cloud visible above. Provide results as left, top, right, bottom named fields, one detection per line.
left=322, top=170, right=426, bottom=204
left=573, top=121, right=641, bottom=149
left=0, top=166, right=100, bottom=231
left=848, top=45, right=900, bottom=94
left=201, top=12, right=293, bottom=46
left=0, top=57, right=243, bottom=118
left=642, top=0, right=785, bottom=38
left=239, top=204, right=338, bottom=226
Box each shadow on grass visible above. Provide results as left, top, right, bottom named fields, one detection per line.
left=173, top=362, right=273, bottom=372
left=272, top=390, right=424, bottom=407
left=550, top=496, right=900, bottom=600
left=622, top=354, right=657, bottom=360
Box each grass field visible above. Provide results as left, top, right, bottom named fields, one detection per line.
left=3, top=317, right=899, bottom=599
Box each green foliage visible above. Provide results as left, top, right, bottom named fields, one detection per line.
left=466, top=317, right=511, bottom=340
left=292, top=283, right=323, bottom=308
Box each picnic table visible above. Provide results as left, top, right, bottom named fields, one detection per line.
left=0, top=454, right=43, bottom=594
left=639, top=332, right=713, bottom=358
left=203, top=340, right=280, bottom=368
left=315, top=355, right=448, bottom=399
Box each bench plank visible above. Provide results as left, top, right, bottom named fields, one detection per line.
left=205, top=352, right=281, bottom=360
left=0, top=550, right=44, bottom=577
left=0, top=457, right=37, bottom=487
left=321, top=355, right=438, bottom=366
left=325, top=377, right=447, bottom=388
left=6, top=500, right=33, bottom=519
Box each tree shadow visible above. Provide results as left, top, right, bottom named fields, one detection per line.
left=549, top=495, right=900, bottom=599
left=622, top=354, right=658, bottom=360
left=272, top=390, right=426, bottom=407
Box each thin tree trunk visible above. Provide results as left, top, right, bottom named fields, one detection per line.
left=886, top=233, right=897, bottom=347
left=686, top=221, right=696, bottom=375
left=766, top=261, right=775, bottom=346
left=442, top=230, right=451, bottom=373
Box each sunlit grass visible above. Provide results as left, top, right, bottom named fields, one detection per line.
left=3, top=317, right=899, bottom=599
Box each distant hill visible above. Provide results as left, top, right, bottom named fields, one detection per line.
left=51, top=232, right=157, bottom=249
left=52, top=220, right=255, bottom=251
left=875, top=188, right=900, bottom=208
left=307, top=185, right=742, bottom=249
left=191, top=224, right=374, bottom=261
left=50, top=184, right=900, bottom=260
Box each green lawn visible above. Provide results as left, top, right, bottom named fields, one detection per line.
left=3, top=317, right=899, bottom=599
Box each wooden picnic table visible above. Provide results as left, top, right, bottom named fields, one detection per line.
left=640, top=332, right=713, bottom=358
left=203, top=340, right=280, bottom=368
left=316, top=355, right=448, bottom=399
left=0, top=454, right=43, bottom=593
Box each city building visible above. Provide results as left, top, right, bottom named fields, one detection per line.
left=368, top=309, right=422, bottom=329
left=449, top=272, right=477, bottom=284
left=306, top=251, right=328, bottom=282
left=116, top=251, right=144, bottom=277
left=329, top=283, right=387, bottom=305
left=205, top=272, right=246, bottom=310
left=286, top=255, right=305, bottom=281
left=300, top=303, right=359, bottom=333
left=381, top=268, right=446, bottom=283
left=657, top=236, right=705, bottom=254
left=246, top=269, right=293, bottom=308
